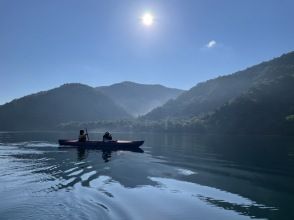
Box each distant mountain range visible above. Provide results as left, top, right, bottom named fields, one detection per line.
left=1, top=51, right=294, bottom=134
left=97, top=81, right=184, bottom=116
left=0, top=82, right=183, bottom=130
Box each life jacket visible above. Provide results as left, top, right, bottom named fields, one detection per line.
left=79, top=134, right=87, bottom=142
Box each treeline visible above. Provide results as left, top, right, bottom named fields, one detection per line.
left=58, top=118, right=206, bottom=133
left=206, top=75, right=294, bottom=135
left=57, top=114, right=294, bottom=135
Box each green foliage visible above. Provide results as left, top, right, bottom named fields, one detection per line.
left=58, top=118, right=206, bottom=134
left=286, top=115, right=294, bottom=122
left=206, top=75, right=294, bottom=135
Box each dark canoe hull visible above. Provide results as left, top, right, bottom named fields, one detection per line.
left=58, top=139, right=144, bottom=150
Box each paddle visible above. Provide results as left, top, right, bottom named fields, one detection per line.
left=85, top=128, right=90, bottom=141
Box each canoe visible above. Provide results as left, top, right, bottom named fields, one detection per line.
left=58, top=139, right=144, bottom=150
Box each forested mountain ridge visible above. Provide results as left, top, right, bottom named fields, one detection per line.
left=143, top=52, right=294, bottom=120
left=0, top=83, right=131, bottom=130
left=1, top=51, right=294, bottom=134
left=206, top=74, right=294, bottom=134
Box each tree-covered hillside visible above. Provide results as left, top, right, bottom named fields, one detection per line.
left=0, top=84, right=131, bottom=130
left=144, top=52, right=294, bottom=120
left=206, top=74, right=294, bottom=135
left=1, top=51, right=294, bottom=135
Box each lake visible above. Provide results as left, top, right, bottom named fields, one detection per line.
left=0, top=131, right=294, bottom=220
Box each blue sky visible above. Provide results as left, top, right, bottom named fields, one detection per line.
left=1, top=0, right=294, bottom=104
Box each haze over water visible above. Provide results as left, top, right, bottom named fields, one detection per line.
left=0, top=132, right=293, bottom=220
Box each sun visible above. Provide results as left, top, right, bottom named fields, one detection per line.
left=141, top=13, right=154, bottom=26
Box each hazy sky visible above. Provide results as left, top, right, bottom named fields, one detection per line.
left=1, top=0, right=294, bottom=104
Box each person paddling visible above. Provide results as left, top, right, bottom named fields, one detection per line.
left=103, top=131, right=112, bottom=142
left=78, top=130, right=87, bottom=142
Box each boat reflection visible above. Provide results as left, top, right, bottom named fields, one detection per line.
left=76, top=147, right=144, bottom=162
left=102, top=150, right=111, bottom=162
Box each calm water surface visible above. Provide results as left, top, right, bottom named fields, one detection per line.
left=0, top=132, right=294, bottom=220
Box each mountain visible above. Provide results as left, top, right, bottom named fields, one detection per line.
left=144, top=51, right=294, bottom=120
left=206, top=74, right=294, bottom=135
left=96, top=81, right=184, bottom=116
left=0, top=83, right=130, bottom=130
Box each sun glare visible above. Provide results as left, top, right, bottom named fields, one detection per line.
left=141, top=13, right=154, bottom=26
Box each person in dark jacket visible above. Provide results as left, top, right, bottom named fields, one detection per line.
left=103, top=131, right=112, bottom=142
left=78, top=130, right=87, bottom=142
